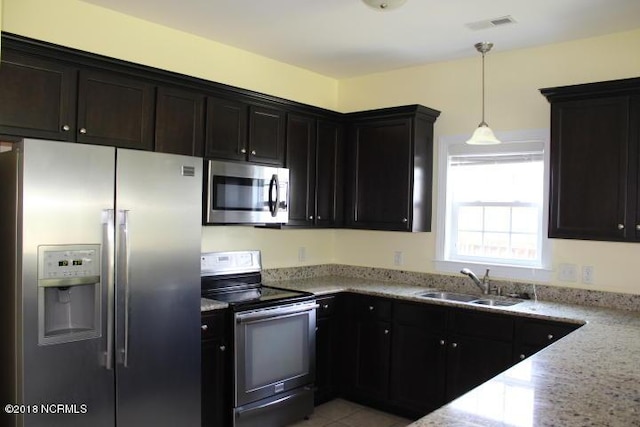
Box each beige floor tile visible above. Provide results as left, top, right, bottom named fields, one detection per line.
left=288, top=414, right=331, bottom=427
left=339, top=408, right=403, bottom=427
left=313, top=399, right=364, bottom=421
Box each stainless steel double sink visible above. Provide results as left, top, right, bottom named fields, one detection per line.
left=417, top=291, right=522, bottom=307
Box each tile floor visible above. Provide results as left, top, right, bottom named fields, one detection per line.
left=288, top=398, right=413, bottom=427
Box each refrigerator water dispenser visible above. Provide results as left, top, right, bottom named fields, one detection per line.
left=38, top=245, right=102, bottom=345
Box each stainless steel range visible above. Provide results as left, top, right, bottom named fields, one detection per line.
left=201, top=251, right=316, bottom=427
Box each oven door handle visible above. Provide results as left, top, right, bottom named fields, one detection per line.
left=236, top=303, right=319, bottom=324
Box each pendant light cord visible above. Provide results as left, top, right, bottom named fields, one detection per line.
left=481, top=50, right=486, bottom=126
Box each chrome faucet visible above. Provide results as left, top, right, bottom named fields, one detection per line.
left=460, top=268, right=491, bottom=295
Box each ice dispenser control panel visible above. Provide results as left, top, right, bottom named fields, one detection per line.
left=41, top=248, right=99, bottom=279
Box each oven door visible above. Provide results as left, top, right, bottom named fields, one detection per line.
left=206, top=160, right=289, bottom=224
left=234, top=301, right=317, bottom=406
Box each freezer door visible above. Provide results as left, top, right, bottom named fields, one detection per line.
left=114, top=149, right=202, bottom=427
left=16, top=139, right=116, bottom=427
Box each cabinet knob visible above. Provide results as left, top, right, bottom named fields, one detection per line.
left=368, top=306, right=374, bottom=311
left=317, top=216, right=322, bottom=220
left=309, top=215, right=314, bottom=220
left=439, top=340, right=445, bottom=346
left=240, top=148, right=247, bottom=154
left=384, top=329, right=389, bottom=335
left=61, top=124, right=71, bottom=132
left=322, top=304, right=329, bottom=309
left=315, top=326, right=319, bottom=332
left=636, top=224, right=640, bottom=231
left=402, top=218, right=408, bottom=223
left=547, top=334, right=554, bottom=340
left=219, top=345, right=226, bottom=352
left=201, top=324, right=208, bottom=331
left=251, top=150, right=257, bottom=155
left=451, top=342, right=458, bottom=348
left=519, top=354, right=526, bottom=360
left=79, top=128, right=87, bottom=134
left=617, top=224, right=624, bottom=230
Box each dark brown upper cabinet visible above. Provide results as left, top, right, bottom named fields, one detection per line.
left=286, top=114, right=344, bottom=227
left=0, top=49, right=77, bottom=141
left=77, top=70, right=155, bottom=150
left=205, top=97, right=285, bottom=166
left=155, top=87, right=205, bottom=157
left=541, top=77, right=640, bottom=241
left=345, top=105, right=440, bottom=232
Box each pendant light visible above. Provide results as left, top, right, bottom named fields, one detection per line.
left=466, top=42, right=500, bottom=145
left=361, top=0, right=407, bottom=11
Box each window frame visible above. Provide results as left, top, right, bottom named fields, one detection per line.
left=434, top=129, right=552, bottom=283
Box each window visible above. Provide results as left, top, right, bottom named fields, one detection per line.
left=435, top=129, right=551, bottom=282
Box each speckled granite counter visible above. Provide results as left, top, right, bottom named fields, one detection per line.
left=265, top=275, right=640, bottom=427
left=200, top=297, right=227, bottom=312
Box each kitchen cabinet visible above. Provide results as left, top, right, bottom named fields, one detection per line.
left=345, top=105, right=440, bottom=232
left=513, top=318, right=581, bottom=362
left=0, top=49, right=77, bottom=141
left=154, top=86, right=205, bottom=156
left=445, top=309, right=514, bottom=401
left=342, top=294, right=392, bottom=405
left=205, top=97, right=285, bottom=166
left=286, top=115, right=344, bottom=227
left=315, top=295, right=339, bottom=405
left=201, top=310, right=230, bottom=427
left=541, top=77, right=640, bottom=241
left=389, top=302, right=447, bottom=417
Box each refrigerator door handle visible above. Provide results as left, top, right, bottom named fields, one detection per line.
left=102, top=209, right=115, bottom=370
left=117, top=209, right=132, bottom=368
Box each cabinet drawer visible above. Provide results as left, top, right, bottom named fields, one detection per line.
left=517, top=319, right=580, bottom=346
left=450, top=310, right=514, bottom=342
left=351, top=294, right=392, bottom=320
left=393, top=301, right=447, bottom=331
left=201, top=312, right=226, bottom=341
left=316, top=295, right=336, bottom=319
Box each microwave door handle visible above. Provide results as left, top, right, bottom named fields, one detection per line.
left=269, top=174, right=279, bottom=217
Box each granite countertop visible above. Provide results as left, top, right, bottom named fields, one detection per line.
left=266, top=275, right=640, bottom=427
left=200, top=297, right=227, bottom=312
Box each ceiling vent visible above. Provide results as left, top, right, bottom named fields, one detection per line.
left=466, top=15, right=517, bottom=31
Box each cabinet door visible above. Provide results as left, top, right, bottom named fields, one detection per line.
left=77, top=70, right=155, bottom=149
left=316, top=120, right=344, bottom=227
left=155, top=87, right=204, bottom=156
left=445, top=334, right=513, bottom=402
left=315, top=316, right=338, bottom=405
left=248, top=105, right=285, bottom=165
left=202, top=338, right=228, bottom=427
left=352, top=319, right=391, bottom=402
left=205, top=97, right=247, bottom=161
left=0, top=50, right=76, bottom=140
left=549, top=97, right=630, bottom=240
left=347, top=119, right=412, bottom=230
left=286, top=114, right=317, bottom=226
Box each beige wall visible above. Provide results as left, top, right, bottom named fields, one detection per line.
left=4, top=0, right=640, bottom=294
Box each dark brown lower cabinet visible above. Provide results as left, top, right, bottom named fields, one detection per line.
left=315, top=295, right=339, bottom=405
left=201, top=310, right=229, bottom=427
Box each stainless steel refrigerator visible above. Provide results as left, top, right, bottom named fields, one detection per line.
left=0, top=139, right=202, bottom=427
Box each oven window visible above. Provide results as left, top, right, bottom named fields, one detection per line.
left=245, top=314, right=309, bottom=390
left=212, top=176, right=269, bottom=211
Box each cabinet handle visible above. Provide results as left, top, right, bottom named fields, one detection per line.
left=251, top=150, right=257, bottom=155
left=519, top=354, right=526, bottom=360
left=201, top=324, right=208, bottom=331
left=617, top=224, right=624, bottom=230
left=240, top=148, right=247, bottom=154
left=219, top=345, right=226, bottom=352
left=451, top=342, right=458, bottom=348
left=547, top=334, right=554, bottom=340
left=402, top=218, right=408, bottom=223
left=79, top=128, right=87, bottom=134
left=61, top=124, right=71, bottom=132
left=309, top=215, right=314, bottom=220
left=439, top=340, right=445, bottom=346
left=368, top=306, right=374, bottom=311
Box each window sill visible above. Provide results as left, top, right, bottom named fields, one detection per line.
left=433, top=259, right=552, bottom=283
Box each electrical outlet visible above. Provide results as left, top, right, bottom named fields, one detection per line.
left=393, top=251, right=403, bottom=266
left=558, top=263, right=577, bottom=282
left=582, top=266, right=595, bottom=284
left=298, top=247, right=307, bottom=262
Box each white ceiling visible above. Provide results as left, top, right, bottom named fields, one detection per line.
left=82, top=0, right=640, bottom=78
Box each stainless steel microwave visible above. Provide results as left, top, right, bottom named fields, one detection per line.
left=205, top=160, right=289, bottom=225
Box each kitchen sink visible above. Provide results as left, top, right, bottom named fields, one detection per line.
left=417, top=291, right=522, bottom=307
left=418, top=291, right=480, bottom=303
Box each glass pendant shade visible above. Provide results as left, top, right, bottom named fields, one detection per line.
left=466, top=123, right=500, bottom=145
